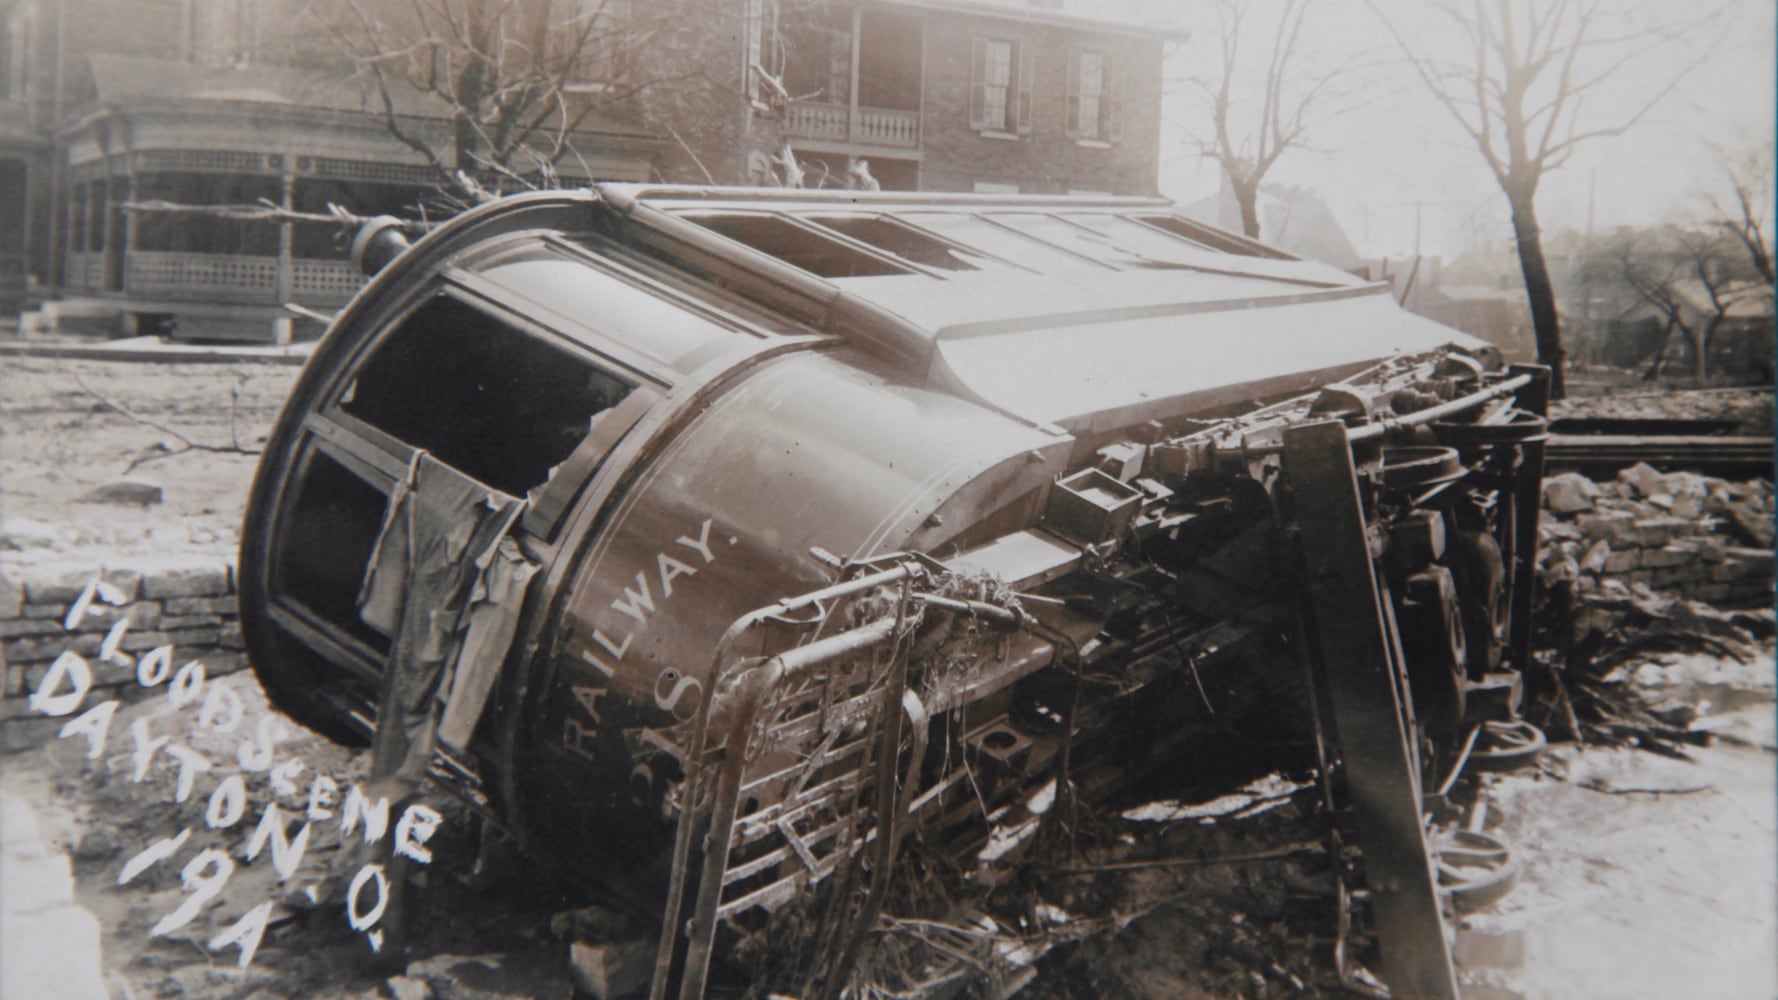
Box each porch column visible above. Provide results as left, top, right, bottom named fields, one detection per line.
left=99, top=166, right=113, bottom=291
left=61, top=179, right=76, bottom=287
left=274, top=166, right=295, bottom=345
left=118, top=171, right=136, bottom=294
left=847, top=6, right=862, bottom=143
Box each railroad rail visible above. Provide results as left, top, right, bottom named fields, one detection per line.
left=1545, top=434, right=1774, bottom=478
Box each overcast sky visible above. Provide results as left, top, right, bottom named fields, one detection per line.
left=1115, top=0, right=1778, bottom=261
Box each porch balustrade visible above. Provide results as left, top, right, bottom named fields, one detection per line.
left=784, top=101, right=920, bottom=148
left=124, top=251, right=365, bottom=306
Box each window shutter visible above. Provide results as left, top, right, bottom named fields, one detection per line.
left=1106, top=63, right=1122, bottom=142
left=1015, top=43, right=1035, bottom=134
left=1064, top=49, right=1080, bottom=137
left=969, top=38, right=988, bottom=130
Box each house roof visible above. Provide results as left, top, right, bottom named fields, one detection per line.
left=83, top=53, right=650, bottom=136
left=871, top=0, right=1188, bottom=40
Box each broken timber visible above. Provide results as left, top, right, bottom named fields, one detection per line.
left=1285, top=420, right=1461, bottom=1000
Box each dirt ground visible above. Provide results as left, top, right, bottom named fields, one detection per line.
left=2, top=357, right=1773, bottom=999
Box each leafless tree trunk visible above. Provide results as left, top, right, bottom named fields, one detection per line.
left=1368, top=0, right=1714, bottom=398
left=313, top=0, right=696, bottom=206
left=1710, top=144, right=1775, bottom=285
left=1185, top=0, right=1358, bottom=241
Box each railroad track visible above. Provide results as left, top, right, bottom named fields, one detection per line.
left=1545, top=434, right=1775, bottom=478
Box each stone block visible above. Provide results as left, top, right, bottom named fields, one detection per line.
left=157, top=614, right=224, bottom=631
left=1579, top=539, right=1612, bottom=574
left=1726, top=546, right=1775, bottom=574
left=216, top=622, right=246, bottom=650
left=0, top=575, right=20, bottom=619
left=1650, top=566, right=1690, bottom=589
left=1674, top=536, right=1726, bottom=564
left=3, top=632, right=101, bottom=664
left=17, top=562, right=104, bottom=606
left=1618, top=461, right=1665, bottom=498
left=1641, top=545, right=1692, bottom=569
left=1, top=716, right=67, bottom=754
left=166, top=627, right=222, bottom=649
left=201, top=651, right=248, bottom=677
left=18, top=602, right=67, bottom=620
left=0, top=618, right=64, bottom=640
left=131, top=555, right=232, bottom=600
left=1577, top=510, right=1638, bottom=546
left=65, top=600, right=162, bottom=634
left=1602, top=550, right=1640, bottom=574
left=1543, top=473, right=1599, bottom=515
left=164, top=595, right=239, bottom=617
left=1693, top=582, right=1731, bottom=602
left=1634, top=518, right=1693, bottom=548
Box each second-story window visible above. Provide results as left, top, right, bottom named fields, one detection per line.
left=187, top=0, right=257, bottom=69
left=1066, top=49, right=1120, bottom=143
left=564, top=0, right=632, bottom=92
left=969, top=38, right=1033, bottom=135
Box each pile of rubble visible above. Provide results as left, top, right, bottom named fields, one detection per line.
left=1539, top=462, right=1774, bottom=607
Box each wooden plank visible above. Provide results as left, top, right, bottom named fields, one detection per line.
left=1283, top=419, right=1459, bottom=1000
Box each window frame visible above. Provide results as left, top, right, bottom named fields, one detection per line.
left=969, top=36, right=1035, bottom=135
left=1065, top=47, right=1120, bottom=144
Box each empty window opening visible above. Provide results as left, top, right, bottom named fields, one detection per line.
left=1061, top=213, right=1217, bottom=256
left=982, top=213, right=1149, bottom=268
left=340, top=295, right=634, bottom=495
left=275, top=449, right=392, bottom=654
left=685, top=214, right=911, bottom=278
left=1135, top=215, right=1291, bottom=260
left=809, top=215, right=985, bottom=271
left=898, top=212, right=1099, bottom=272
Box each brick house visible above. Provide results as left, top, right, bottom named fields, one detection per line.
left=0, top=0, right=661, bottom=341
left=2, top=0, right=1171, bottom=340
left=644, top=0, right=1169, bottom=195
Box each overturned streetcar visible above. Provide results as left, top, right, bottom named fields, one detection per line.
left=239, top=185, right=1550, bottom=1000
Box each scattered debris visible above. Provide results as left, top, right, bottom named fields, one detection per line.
left=75, top=476, right=165, bottom=507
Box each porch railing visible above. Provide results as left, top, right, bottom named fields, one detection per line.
left=784, top=101, right=920, bottom=149
left=291, top=259, right=368, bottom=306
left=128, top=251, right=278, bottom=301
left=123, top=252, right=365, bottom=306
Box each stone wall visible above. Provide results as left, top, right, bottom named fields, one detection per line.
left=1539, top=463, right=1776, bottom=606
left=1, top=554, right=244, bottom=754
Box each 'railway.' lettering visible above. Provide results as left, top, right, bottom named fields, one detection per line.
left=565, top=517, right=721, bottom=760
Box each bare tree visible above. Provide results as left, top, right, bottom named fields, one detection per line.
left=1707, top=143, right=1775, bottom=285
left=1593, top=224, right=1764, bottom=379
left=1368, top=0, right=1714, bottom=397
left=1182, top=0, right=1361, bottom=240
left=313, top=0, right=695, bottom=205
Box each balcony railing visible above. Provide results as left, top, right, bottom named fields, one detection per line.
left=784, top=101, right=920, bottom=149
left=123, top=252, right=365, bottom=306
left=290, top=259, right=368, bottom=305
left=129, top=251, right=279, bottom=302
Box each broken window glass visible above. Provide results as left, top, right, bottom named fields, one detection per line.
left=896, top=212, right=1104, bottom=272
left=807, top=215, right=986, bottom=271
left=1134, top=214, right=1291, bottom=259
left=339, top=295, right=634, bottom=496
left=683, top=213, right=912, bottom=278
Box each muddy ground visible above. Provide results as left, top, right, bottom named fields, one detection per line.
left=2, top=357, right=1773, bottom=999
